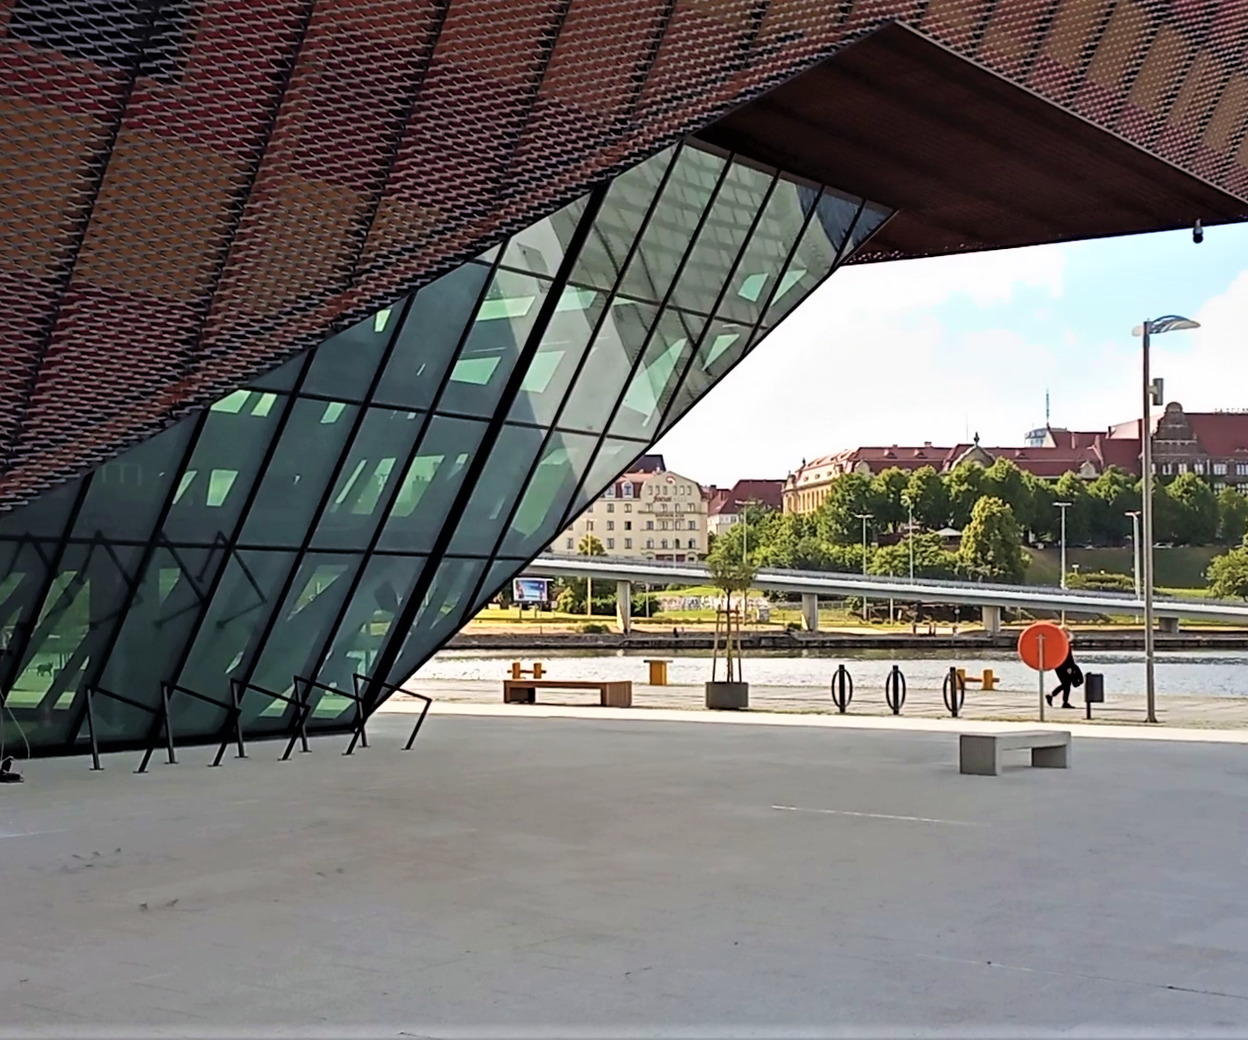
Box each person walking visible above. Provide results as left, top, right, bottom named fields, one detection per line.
left=1046, top=645, right=1083, bottom=709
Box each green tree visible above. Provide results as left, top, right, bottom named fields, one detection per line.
left=814, top=472, right=877, bottom=544
left=871, top=467, right=910, bottom=532
left=578, top=534, right=605, bottom=556
left=869, top=533, right=959, bottom=580
left=1051, top=472, right=1093, bottom=546
left=1207, top=541, right=1248, bottom=599
left=1087, top=467, right=1136, bottom=545
left=902, top=465, right=948, bottom=531
left=945, top=462, right=985, bottom=529
left=983, top=458, right=1032, bottom=527
left=1218, top=486, right=1248, bottom=545
left=706, top=536, right=759, bottom=683
left=1023, top=470, right=1056, bottom=541
left=1166, top=473, right=1218, bottom=545
left=957, top=496, right=1028, bottom=583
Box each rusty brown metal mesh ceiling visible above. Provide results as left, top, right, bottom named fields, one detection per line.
left=2, top=0, right=1248, bottom=511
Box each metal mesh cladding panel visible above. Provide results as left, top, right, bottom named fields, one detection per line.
left=2, top=0, right=1248, bottom=510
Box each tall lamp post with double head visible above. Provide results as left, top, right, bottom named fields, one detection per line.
left=1125, top=510, right=1142, bottom=599
left=1133, top=315, right=1201, bottom=724
left=855, top=512, right=873, bottom=621
left=1054, top=500, right=1072, bottom=627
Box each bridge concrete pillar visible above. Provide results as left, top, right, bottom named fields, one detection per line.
left=981, top=604, right=1002, bottom=637
left=801, top=592, right=819, bottom=633
left=615, top=580, right=632, bottom=635
left=1159, top=615, right=1179, bottom=635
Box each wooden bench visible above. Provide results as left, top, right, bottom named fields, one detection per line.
left=960, top=730, right=1070, bottom=776
left=503, top=679, right=632, bottom=708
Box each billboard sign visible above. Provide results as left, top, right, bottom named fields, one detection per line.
left=512, top=577, right=551, bottom=604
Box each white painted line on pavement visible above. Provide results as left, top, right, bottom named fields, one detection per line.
left=771, top=804, right=984, bottom=826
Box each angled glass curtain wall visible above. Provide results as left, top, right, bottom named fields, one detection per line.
left=0, top=141, right=889, bottom=757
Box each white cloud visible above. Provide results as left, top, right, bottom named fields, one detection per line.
left=1147, top=270, right=1248, bottom=413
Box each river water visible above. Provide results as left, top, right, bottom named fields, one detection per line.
left=415, top=647, right=1248, bottom=699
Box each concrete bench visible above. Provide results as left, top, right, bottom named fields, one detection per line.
left=960, top=730, right=1070, bottom=776
left=503, top=679, right=632, bottom=708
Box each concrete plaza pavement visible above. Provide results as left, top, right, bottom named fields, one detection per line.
left=3, top=712, right=1248, bottom=1037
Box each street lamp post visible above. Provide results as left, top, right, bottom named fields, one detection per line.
left=1125, top=510, right=1142, bottom=599
left=855, top=512, right=873, bottom=621
left=1054, top=500, right=1071, bottom=628
left=1133, top=315, right=1201, bottom=724
left=907, top=501, right=915, bottom=582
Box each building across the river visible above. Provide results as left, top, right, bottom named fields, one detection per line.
left=784, top=404, right=1248, bottom=515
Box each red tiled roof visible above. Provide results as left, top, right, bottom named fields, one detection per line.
left=708, top=479, right=784, bottom=515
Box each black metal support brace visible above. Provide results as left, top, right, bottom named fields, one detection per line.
left=158, top=682, right=246, bottom=768
left=293, top=676, right=369, bottom=757
left=230, top=679, right=311, bottom=761
left=353, top=673, right=432, bottom=751
left=84, top=686, right=169, bottom=773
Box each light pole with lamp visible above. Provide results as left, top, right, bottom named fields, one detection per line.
left=907, top=500, right=916, bottom=582
left=1054, top=500, right=1071, bottom=628
left=1133, top=314, right=1201, bottom=724
left=855, top=512, right=873, bottom=621
left=1125, top=510, right=1142, bottom=599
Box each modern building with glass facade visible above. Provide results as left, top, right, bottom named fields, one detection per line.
left=2, top=0, right=1247, bottom=757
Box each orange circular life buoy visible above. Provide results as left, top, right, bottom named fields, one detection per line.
left=1017, top=621, right=1069, bottom=671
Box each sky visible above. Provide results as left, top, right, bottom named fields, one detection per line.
left=654, top=220, right=1248, bottom=487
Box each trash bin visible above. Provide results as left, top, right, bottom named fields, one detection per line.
left=1084, top=672, right=1104, bottom=718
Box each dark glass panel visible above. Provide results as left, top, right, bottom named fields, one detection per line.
left=372, top=262, right=492, bottom=410
left=175, top=550, right=296, bottom=735
left=302, top=306, right=400, bottom=403
left=556, top=298, right=658, bottom=435
left=501, top=430, right=599, bottom=557
left=447, top=424, right=545, bottom=555
left=383, top=556, right=487, bottom=687
left=667, top=160, right=773, bottom=316
left=569, top=147, right=675, bottom=290
left=659, top=318, right=754, bottom=436
left=0, top=541, right=58, bottom=748
left=5, top=542, right=143, bottom=747
left=314, top=554, right=427, bottom=693
left=0, top=477, right=81, bottom=538
left=499, top=196, right=588, bottom=278
left=843, top=200, right=892, bottom=255
left=244, top=555, right=362, bottom=732
left=506, top=286, right=608, bottom=428
left=762, top=188, right=861, bottom=328
left=616, top=146, right=726, bottom=305
left=238, top=398, right=358, bottom=548
left=719, top=177, right=822, bottom=326
left=610, top=307, right=708, bottom=440
left=437, top=268, right=552, bottom=419
left=161, top=391, right=287, bottom=543
left=377, top=415, right=488, bottom=553
left=95, top=546, right=213, bottom=728
left=563, top=438, right=646, bottom=520
left=70, top=422, right=192, bottom=542
left=309, top=408, right=425, bottom=550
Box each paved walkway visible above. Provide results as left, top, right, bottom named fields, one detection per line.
left=6, top=714, right=1248, bottom=1034
left=401, top=676, right=1248, bottom=730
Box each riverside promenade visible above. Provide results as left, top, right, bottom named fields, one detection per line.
left=400, top=674, right=1248, bottom=729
